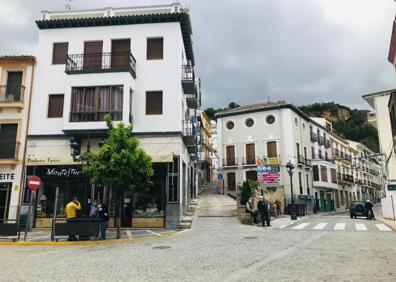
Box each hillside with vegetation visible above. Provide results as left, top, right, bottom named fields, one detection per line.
left=299, top=102, right=379, bottom=152
left=204, top=101, right=379, bottom=152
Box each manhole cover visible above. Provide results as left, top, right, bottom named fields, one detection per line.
left=244, top=236, right=258, bottom=239
left=153, top=246, right=171, bottom=250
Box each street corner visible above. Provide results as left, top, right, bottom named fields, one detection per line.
left=376, top=218, right=396, bottom=232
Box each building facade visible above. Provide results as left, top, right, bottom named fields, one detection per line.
left=26, top=3, right=201, bottom=229
left=0, top=56, right=35, bottom=222
left=216, top=102, right=313, bottom=214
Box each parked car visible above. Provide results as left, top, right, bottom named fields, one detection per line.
left=350, top=201, right=366, bottom=218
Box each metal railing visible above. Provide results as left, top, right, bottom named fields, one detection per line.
left=66, top=52, right=137, bottom=78
left=242, top=156, right=256, bottom=166
left=182, top=119, right=196, bottom=137
left=222, top=158, right=238, bottom=167
left=310, top=132, right=318, bottom=142
left=70, top=111, right=123, bottom=122
left=0, top=141, right=20, bottom=160
left=0, top=85, right=25, bottom=103
left=182, top=64, right=195, bottom=81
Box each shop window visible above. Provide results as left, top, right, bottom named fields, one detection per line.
left=147, top=38, right=163, bottom=60
left=48, top=94, right=64, bottom=118
left=146, top=91, right=163, bottom=115
left=52, top=42, right=69, bottom=64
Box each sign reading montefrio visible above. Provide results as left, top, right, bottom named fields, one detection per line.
left=46, top=167, right=82, bottom=178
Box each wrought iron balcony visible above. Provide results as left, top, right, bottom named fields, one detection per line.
left=0, top=85, right=25, bottom=103
left=297, top=154, right=306, bottom=165
left=0, top=141, right=20, bottom=160
left=182, top=119, right=197, bottom=147
left=222, top=158, right=238, bottom=167
left=65, top=52, right=136, bottom=78
left=185, top=93, right=198, bottom=109
left=181, top=64, right=196, bottom=94
left=310, top=132, right=318, bottom=142
left=70, top=110, right=123, bottom=122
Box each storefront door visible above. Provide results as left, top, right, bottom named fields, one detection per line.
left=0, top=183, right=11, bottom=220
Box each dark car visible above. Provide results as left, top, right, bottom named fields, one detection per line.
left=350, top=201, right=367, bottom=218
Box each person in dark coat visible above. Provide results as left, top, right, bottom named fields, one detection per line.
left=98, top=202, right=109, bottom=239
left=365, top=200, right=375, bottom=220
left=257, top=196, right=271, bottom=227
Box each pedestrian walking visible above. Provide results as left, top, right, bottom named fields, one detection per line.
left=98, top=202, right=109, bottom=240
left=65, top=197, right=81, bottom=241
left=257, top=196, right=271, bottom=227
left=274, top=199, right=282, bottom=216
left=365, top=200, right=376, bottom=220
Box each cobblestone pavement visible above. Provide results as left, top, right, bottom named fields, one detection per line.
left=1, top=187, right=396, bottom=282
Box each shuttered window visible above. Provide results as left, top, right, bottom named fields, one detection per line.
left=147, top=38, right=163, bottom=60
left=320, top=166, right=328, bottom=182
left=245, top=143, right=255, bottom=164
left=226, top=145, right=235, bottom=166
left=246, top=171, right=257, bottom=182
left=52, top=43, right=69, bottom=64
left=331, top=168, right=337, bottom=183
left=267, top=141, right=277, bottom=158
left=313, top=165, right=319, bottom=181
left=48, top=94, right=64, bottom=118
left=146, top=91, right=163, bottom=115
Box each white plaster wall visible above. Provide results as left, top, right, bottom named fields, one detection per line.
left=30, top=22, right=185, bottom=135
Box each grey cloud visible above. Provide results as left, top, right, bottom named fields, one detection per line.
left=0, top=0, right=394, bottom=110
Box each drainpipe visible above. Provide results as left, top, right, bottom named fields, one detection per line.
left=17, top=60, right=35, bottom=220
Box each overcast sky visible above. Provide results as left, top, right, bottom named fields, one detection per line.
left=0, top=0, right=395, bottom=109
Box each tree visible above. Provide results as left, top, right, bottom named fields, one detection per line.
left=83, top=115, right=153, bottom=238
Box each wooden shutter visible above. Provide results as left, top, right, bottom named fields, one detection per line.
left=267, top=141, right=277, bottom=158
left=227, top=173, right=236, bottom=190
left=0, top=123, right=18, bottom=159
left=246, top=170, right=257, bottom=182
left=146, top=91, right=163, bottom=115
left=111, top=39, right=130, bottom=68
left=226, top=146, right=235, bottom=165
left=313, top=165, right=319, bottom=181
left=245, top=143, right=255, bottom=164
left=83, top=41, right=103, bottom=70
left=52, top=43, right=69, bottom=64
left=48, top=94, right=64, bottom=118
left=147, top=38, right=163, bottom=60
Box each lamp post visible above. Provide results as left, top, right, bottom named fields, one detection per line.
left=286, top=160, right=297, bottom=220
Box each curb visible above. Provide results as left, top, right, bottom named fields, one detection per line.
left=0, top=233, right=176, bottom=247
left=376, top=218, right=396, bottom=232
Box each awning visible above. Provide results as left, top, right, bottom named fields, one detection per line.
left=149, top=153, right=173, bottom=163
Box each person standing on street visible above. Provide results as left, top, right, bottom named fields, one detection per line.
left=274, top=199, right=282, bottom=216
left=65, top=197, right=81, bottom=241
left=257, top=196, right=271, bottom=227
left=98, top=202, right=109, bottom=240
left=365, top=200, right=376, bottom=220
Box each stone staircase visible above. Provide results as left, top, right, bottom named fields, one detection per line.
left=179, top=199, right=199, bottom=229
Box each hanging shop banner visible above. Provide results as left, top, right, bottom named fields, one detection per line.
left=256, top=156, right=281, bottom=185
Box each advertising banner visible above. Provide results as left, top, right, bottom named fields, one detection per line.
left=256, top=156, right=281, bottom=186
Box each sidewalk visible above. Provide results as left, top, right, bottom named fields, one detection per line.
left=0, top=228, right=181, bottom=245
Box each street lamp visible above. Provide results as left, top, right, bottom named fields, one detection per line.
left=286, top=160, right=297, bottom=220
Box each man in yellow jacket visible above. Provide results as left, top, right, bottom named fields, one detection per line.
left=65, top=198, right=81, bottom=241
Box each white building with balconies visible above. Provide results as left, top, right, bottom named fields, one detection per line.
left=26, top=3, right=201, bottom=229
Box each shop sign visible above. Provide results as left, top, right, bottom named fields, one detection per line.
left=45, top=167, right=82, bottom=178
left=27, top=155, right=75, bottom=166
left=0, top=173, right=15, bottom=181
left=388, top=184, right=396, bottom=191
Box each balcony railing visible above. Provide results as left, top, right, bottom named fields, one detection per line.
left=332, top=148, right=339, bottom=157
left=310, top=132, right=318, bottom=142
left=242, top=156, right=256, bottom=166
left=0, top=141, right=20, bottom=160
left=222, top=158, right=238, bottom=167
left=70, top=110, right=122, bottom=122
left=181, top=64, right=196, bottom=94
left=305, top=159, right=312, bottom=167
left=0, top=85, right=25, bottom=103
left=325, top=139, right=331, bottom=148
left=182, top=119, right=198, bottom=148
left=297, top=154, right=305, bottom=165
left=65, top=52, right=137, bottom=78
left=343, top=174, right=354, bottom=183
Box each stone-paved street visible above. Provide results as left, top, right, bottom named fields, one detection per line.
left=1, top=187, right=396, bottom=282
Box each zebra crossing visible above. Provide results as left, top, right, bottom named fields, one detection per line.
left=278, top=221, right=393, bottom=232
